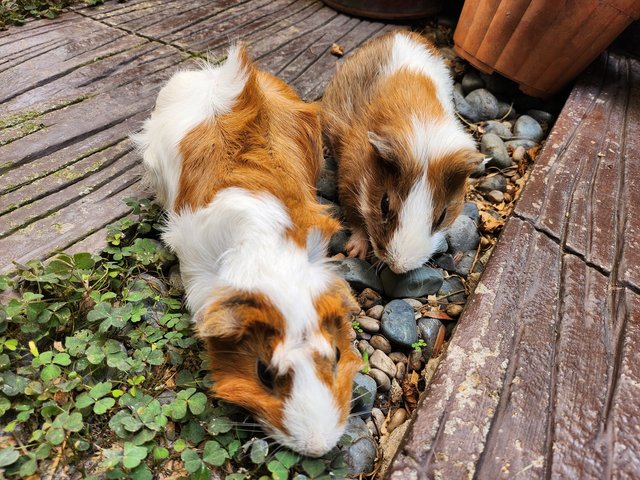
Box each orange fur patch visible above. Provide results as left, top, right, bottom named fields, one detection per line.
left=175, top=55, right=338, bottom=246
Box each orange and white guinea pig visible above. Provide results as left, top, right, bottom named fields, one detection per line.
left=133, top=45, right=362, bottom=457
left=321, top=30, right=483, bottom=274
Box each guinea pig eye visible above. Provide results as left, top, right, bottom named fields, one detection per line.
left=335, top=347, right=341, bottom=364
left=433, top=208, right=447, bottom=231
left=381, top=194, right=390, bottom=220
left=256, top=360, right=275, bottom=390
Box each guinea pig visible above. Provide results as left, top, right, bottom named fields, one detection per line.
left=132, top=45, right=362, bottom=457
left=320, top=30, right=483, bottom=274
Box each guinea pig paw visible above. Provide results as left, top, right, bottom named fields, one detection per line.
left=346, top=233, right=369, bottom=260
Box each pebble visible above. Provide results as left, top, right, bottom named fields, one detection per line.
left=334, top=258, right=383, bottom=292
left=395, top=362, right=406, bottom=381
left=446, top=303, right=464, bottom=318
left=371, top=408, right=385, bottom=434
left=348, top=328, right=357, bottom=342
left=402, top=298, right=423, bottom=310
left=512, top=145, right=526, bottom=162
left=483, top=120, right=512, bottom=139
left=316, top=167, right=338, bottom=201
left=366, top=419, right=377, bottom=437
left=526, top=109, right=554, bottom=126
left=381, top=300, right=419, bottom=347
left=486, top=190, right=505, bottom=204
left=439, top=276, right=466, bottom=303
left=358, top=316, right=380, bottom=333
left=417, top=317, right=444, bottom=360
left=343, top=416, right=377, bottom=475
left=389, top=379, right=403, bottom=404
left=370, top=350, right=397, bottom=378
left=357, top=331, right=372, bottom=341
left=370, top=335, right=392, bottom=354
left=462, top=202, right=480, bottom=223
left=453, top=87, right=480, bottom=122
left=365, top=304, right=384, bottom=320
left=480, top=72, right=516, bottom=96
left=461, top=72, right=485, bottom=94
left=505, top=139, right=538, bottom=150
left=431, top=231, right=449, bottom=256
left=329, top=229, right=349, bottom=256
left=433, top=253, right=456, bottom=272
left=408, top=350, right=423, bottom=371
left=357, top=288, right=383, bottom=309
left=351, top=373, right=377, bottom=418
left=368, top=368, right=391, bottom=392
left=357, top=339, right=375, bottom=356
left=380, top=266, right=444, bottom=298
left=513, top=115, right=544, bottom=142
left=480, top=133, right=512, bottom=169
left=497, top=101, right=517, bottom=120
left=454, top=251, right=479, bottom=276
left=476, top=174, right=507, bottom=193
left=388, top=352, right=408, bottom=364
left=465, top=89, right=500, bottom=121
left=387, top=409, right=408, bottom=434
left=445, top=215, right=480, bottom=253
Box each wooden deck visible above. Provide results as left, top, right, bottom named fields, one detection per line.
left=0, top=0, right=396, bottom=273
left=387, top=51, right=640, bottom=479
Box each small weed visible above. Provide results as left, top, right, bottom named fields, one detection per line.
left=0, top=197, right=349, bottom=478
left=411, top=339, right=427, bottom=351
left=351, top=320, right=362, bottom=334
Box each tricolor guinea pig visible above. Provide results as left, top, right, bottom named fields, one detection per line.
left=133, top=45, right=362, bottom=457
left=320, top=30, right=483, bottom=273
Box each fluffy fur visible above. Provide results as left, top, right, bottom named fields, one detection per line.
left=321, top=30, right=483, bottom=273
left=134, top=45, right=361, bottom=457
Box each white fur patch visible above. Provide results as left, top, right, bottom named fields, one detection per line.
left=386, top=173, right=435, bottom=273
left=409, top=115, right=476, bottom=165
left=271, top=352, right=343, bottom=457
left=384, top=32, right=455, bottom=115
left=163, top=188, right=342, bottom=455
left=131, top=45, right=249, bottom=209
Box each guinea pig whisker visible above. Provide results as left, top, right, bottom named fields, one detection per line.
left=350, top=392, right=371, bottom=403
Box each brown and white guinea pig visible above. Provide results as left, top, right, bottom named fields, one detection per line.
left=132, top=45, right=362, bottom=457
left=320, top=30, right=484, bottom=274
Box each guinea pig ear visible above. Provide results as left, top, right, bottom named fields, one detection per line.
left=442, top=149, right=485, bottom=190
left=194, top=291, right=279, bottom=341
left=367, top=131, right=395, bottom=160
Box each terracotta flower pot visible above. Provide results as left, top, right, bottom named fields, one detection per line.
left=453, top=0, right=640, bottom=97
left=322, top=0, right=443, bottom=20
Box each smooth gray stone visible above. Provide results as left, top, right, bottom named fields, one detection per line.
left=513, top=115, right=544, bottom=142
left=465, top=89, right=500, bottom=121
left=481, top=133, right=512, bottom=169
left=483, top=120, right=512, bottom=140
left=380, top=267, right=444, bottom=298
left=461, top=72, right=485, bottom=94
left=476, top=174, right=507, bottom=193
left=381, top=300, right=419, bottom=347
left=342, top=416, right=377, bottom=474
left=445, top=215, right=480, bottom=253
left=351, top=373, right=377, bottom=419
left=333, top=258, right=383, bottom=292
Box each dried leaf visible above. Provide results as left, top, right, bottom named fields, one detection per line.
left=480, top=211, right=505, bottom=233
left=402, top=371, right=420, bottom=413
left=53, top=341, right=65, bottom=352
left=418, top=308, right=453, bottom=320
left=330, top=43, right=344, bottom=57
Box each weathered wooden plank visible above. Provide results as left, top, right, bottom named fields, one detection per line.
left=515, top=52, right=640, bottom=290
left=387, top=218, right=560, bottom=479
left=0, top=175, right=142, bottom=274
